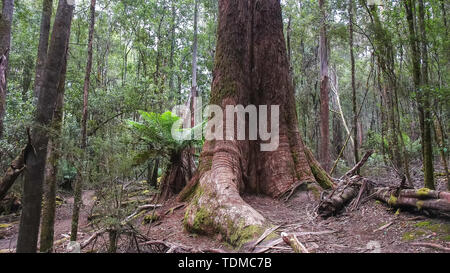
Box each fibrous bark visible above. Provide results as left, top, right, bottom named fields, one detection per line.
left=183, top=0, right=334, bottom=247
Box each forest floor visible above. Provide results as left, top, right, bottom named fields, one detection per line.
left=0, top=161, right=449, bottom=253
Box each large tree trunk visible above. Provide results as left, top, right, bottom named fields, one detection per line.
left=71, top=0, right=96, bottom=242
left=182, top=0, right=334, bottom=247
left=318, top=0, right=331, bottom=172
left=33, top=0, right=53, bottom=100
left=0, top=0, right=14, bottom=138
left=16, top=0, right=74, bottom=253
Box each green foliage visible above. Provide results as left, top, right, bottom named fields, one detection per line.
left=128, top=110, right=203, bottom=164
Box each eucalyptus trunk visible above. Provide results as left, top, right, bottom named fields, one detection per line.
left=182, top=0, right=334, bottom=247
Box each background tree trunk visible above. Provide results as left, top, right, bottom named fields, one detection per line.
left=71, top=0, right=96, bottom=242
left=348, top=0, right=359, bottom=168
left=319, top=0, right=331, bottom=172
left=16, top=0, right=74, bottom=253
left=0, top=0, right=14, bottom=138
left=33, top=0, right=53, bottom=100
left=417, top=0, right=434, bottom=190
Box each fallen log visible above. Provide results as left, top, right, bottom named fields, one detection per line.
left=374, top=187, right=450, bottom=214
left=0, top=146, right=26, bottom=201
left=318, top=176, right=371, bottom=217
left=0, top=129, right=34, bottom=202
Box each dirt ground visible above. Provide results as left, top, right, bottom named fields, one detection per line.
left=0, top=161, right=449, bottom=253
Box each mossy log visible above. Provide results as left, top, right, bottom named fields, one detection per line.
left=320, top=179, right=450, bottom=217
left=374, top=187, right=450, bottom=214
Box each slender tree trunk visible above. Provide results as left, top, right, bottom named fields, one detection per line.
left=16, top=0, right=74, bottom=253
left=34, top=0, right=53, bottom=100
left=417, top=0, right=434, bottom=190
left=319, top=0, right=330, bottom=172
left=348, top=0, right=359, bottom=168
left=150, top=158, right=159, bottom=188
left=162, top=0, right=199, bottom=200
left=0, top=0, right=14, bottom=138
left=21, top=56, right=33, bottom=102
left=433, top=116, right=449, bottom=190
left=39, top=37, right=69, bottom=253
left=169, top=0, right=176, bottom=94
left=367, top=4, right=402, bottom=171
left=183, top=0, right=334, bottom=247
left=71, top=0, right=96, bottom=242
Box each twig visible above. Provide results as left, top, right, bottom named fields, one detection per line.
left=249, top=225, right=282, bottom=251
left=342, top=150, right=374, bottom=179
left=281, top=232, right=309, bottom=253
left=164, top=203, right=186, bottom=215
left=81, top=229, right=106, bottom=249
left=123, top=204, right=162, bottom=223
left=373, top=222, right=394, bottom=232
left=411, top=243, right=450, bottom=252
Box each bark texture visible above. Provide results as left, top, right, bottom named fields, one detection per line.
left=39, top=36, right=69, bottom=253
left=183, top=0, right=334, bottom=247
left=16, top=0, right=74, bottom=253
